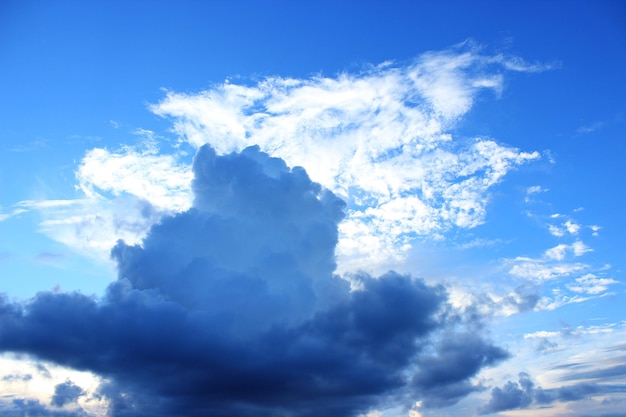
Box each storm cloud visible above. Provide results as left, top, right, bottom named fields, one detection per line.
left=1, top=145, right=507, bottom=416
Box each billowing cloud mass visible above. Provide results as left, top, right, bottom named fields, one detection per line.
left=51, top=380, right=85, bottom=407
left=0, top=146, right=507, bottom=416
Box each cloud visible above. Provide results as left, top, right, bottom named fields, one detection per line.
left=509, top=257, right=587, bottom=282
left=566, top=273, right=619, bottom=295
left=0, top=146, right=507, bottom=417
left=479, top=372, right=534, bottom=413
left=546, top=217, right=585, bottom=238
left=2, top=373, right=33, bottom=382
left=412, top=333, right=509, bottom=407
left=17, top=42, right=544, bottom=273
left=16, top=196, right=165, bottom=261
left=0, top=399, right=92, bottom=417
left=51, top=380, right=85, bottom=407
left=0, top=206, right=28, bottom=223
left=544, top=241, right=591, bottom=261
left=503, top=231, right=614, bottom=311
left=480, top=372, right=626, bottom=414
left=576, top=121, right=605, bottom=135
left=76, top=137, right=192, bottom=213
left=151, top=45, right=542, bottom=272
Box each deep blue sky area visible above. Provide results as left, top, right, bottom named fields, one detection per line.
left=2, top=0, right=625, bottom=199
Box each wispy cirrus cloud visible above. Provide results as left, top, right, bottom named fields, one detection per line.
left=506, top=245, right=616, bottom=311
left=20, top=42, right=545, bottom=273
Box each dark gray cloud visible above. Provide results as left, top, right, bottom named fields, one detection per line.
left=35, top=363, right=52, bottom=379
left=413, top=333, right=509, bottom=408
left=559, top=363, right=626, bottom=382
left=1, top=145, right=507, bottom=417
left=51, top=380, right=85, bottom=407
left=480, top=372, right=626, bottom=414
left=479, top=372, right=534, bottom=414
left=2, top=374, right=33, bottom=382
left=506, top=285, right=540, bottom=313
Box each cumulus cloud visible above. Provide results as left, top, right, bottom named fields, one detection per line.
left=544, top=241, right=591, bottom=261
left=0, top=146, right=507, bottom=417
left=567, top=273, right=619, bottom=295
left=480, top=372, right=626, bottom=414
left=548, top=219, right=584, bottom=238
left=51, top=380, right=85, bottom=407
left=479, top=372, right=534, bottom=413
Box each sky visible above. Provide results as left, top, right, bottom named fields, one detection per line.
left=0, top=1, right=625, bottom=416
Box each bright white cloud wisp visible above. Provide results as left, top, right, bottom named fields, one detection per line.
left=25, top=44, right=546, bottom=273
left=151, top=48, right=543, bottom=273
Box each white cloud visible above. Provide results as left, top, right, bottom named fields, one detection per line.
left=150, top=44, right=542, bottom=272
left=76, top=139, right=193, bottom=212
left=505, top=236, right=612, bottom=311
left=0, top=205, right=28, bottom=222
left=544, top=244, right=568, bottom=261
left=525, top=185, right=548, bottom=203
left=0, top=353, right=106, bottom=416
left=576, top=121, right=604, bottom=134
left=548, top=224, right=565, bottom=237
left=547, top=219, right=582, bottom=238
left=509, top=257, right=586, bottom=282
left=567, top=273, right=619, bottom=295
left=590, top=224, right=601, bottom=236
left=564, top=220, right=581, bottom=235
left=538, top=289, right=613, bottom=311
left=544, top=241, right=591, bottom=261
left=524, top=330, right=561, bottom=339
left=18, top=197, right=158, bottom=261
left=19, top=43, right=548, bottom=273
left=16, top=139, right=193, bottom=260
left=571, top=240, right=591, bottom=256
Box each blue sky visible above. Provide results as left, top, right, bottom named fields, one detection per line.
left=1, top=1, right=625, bottom=416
